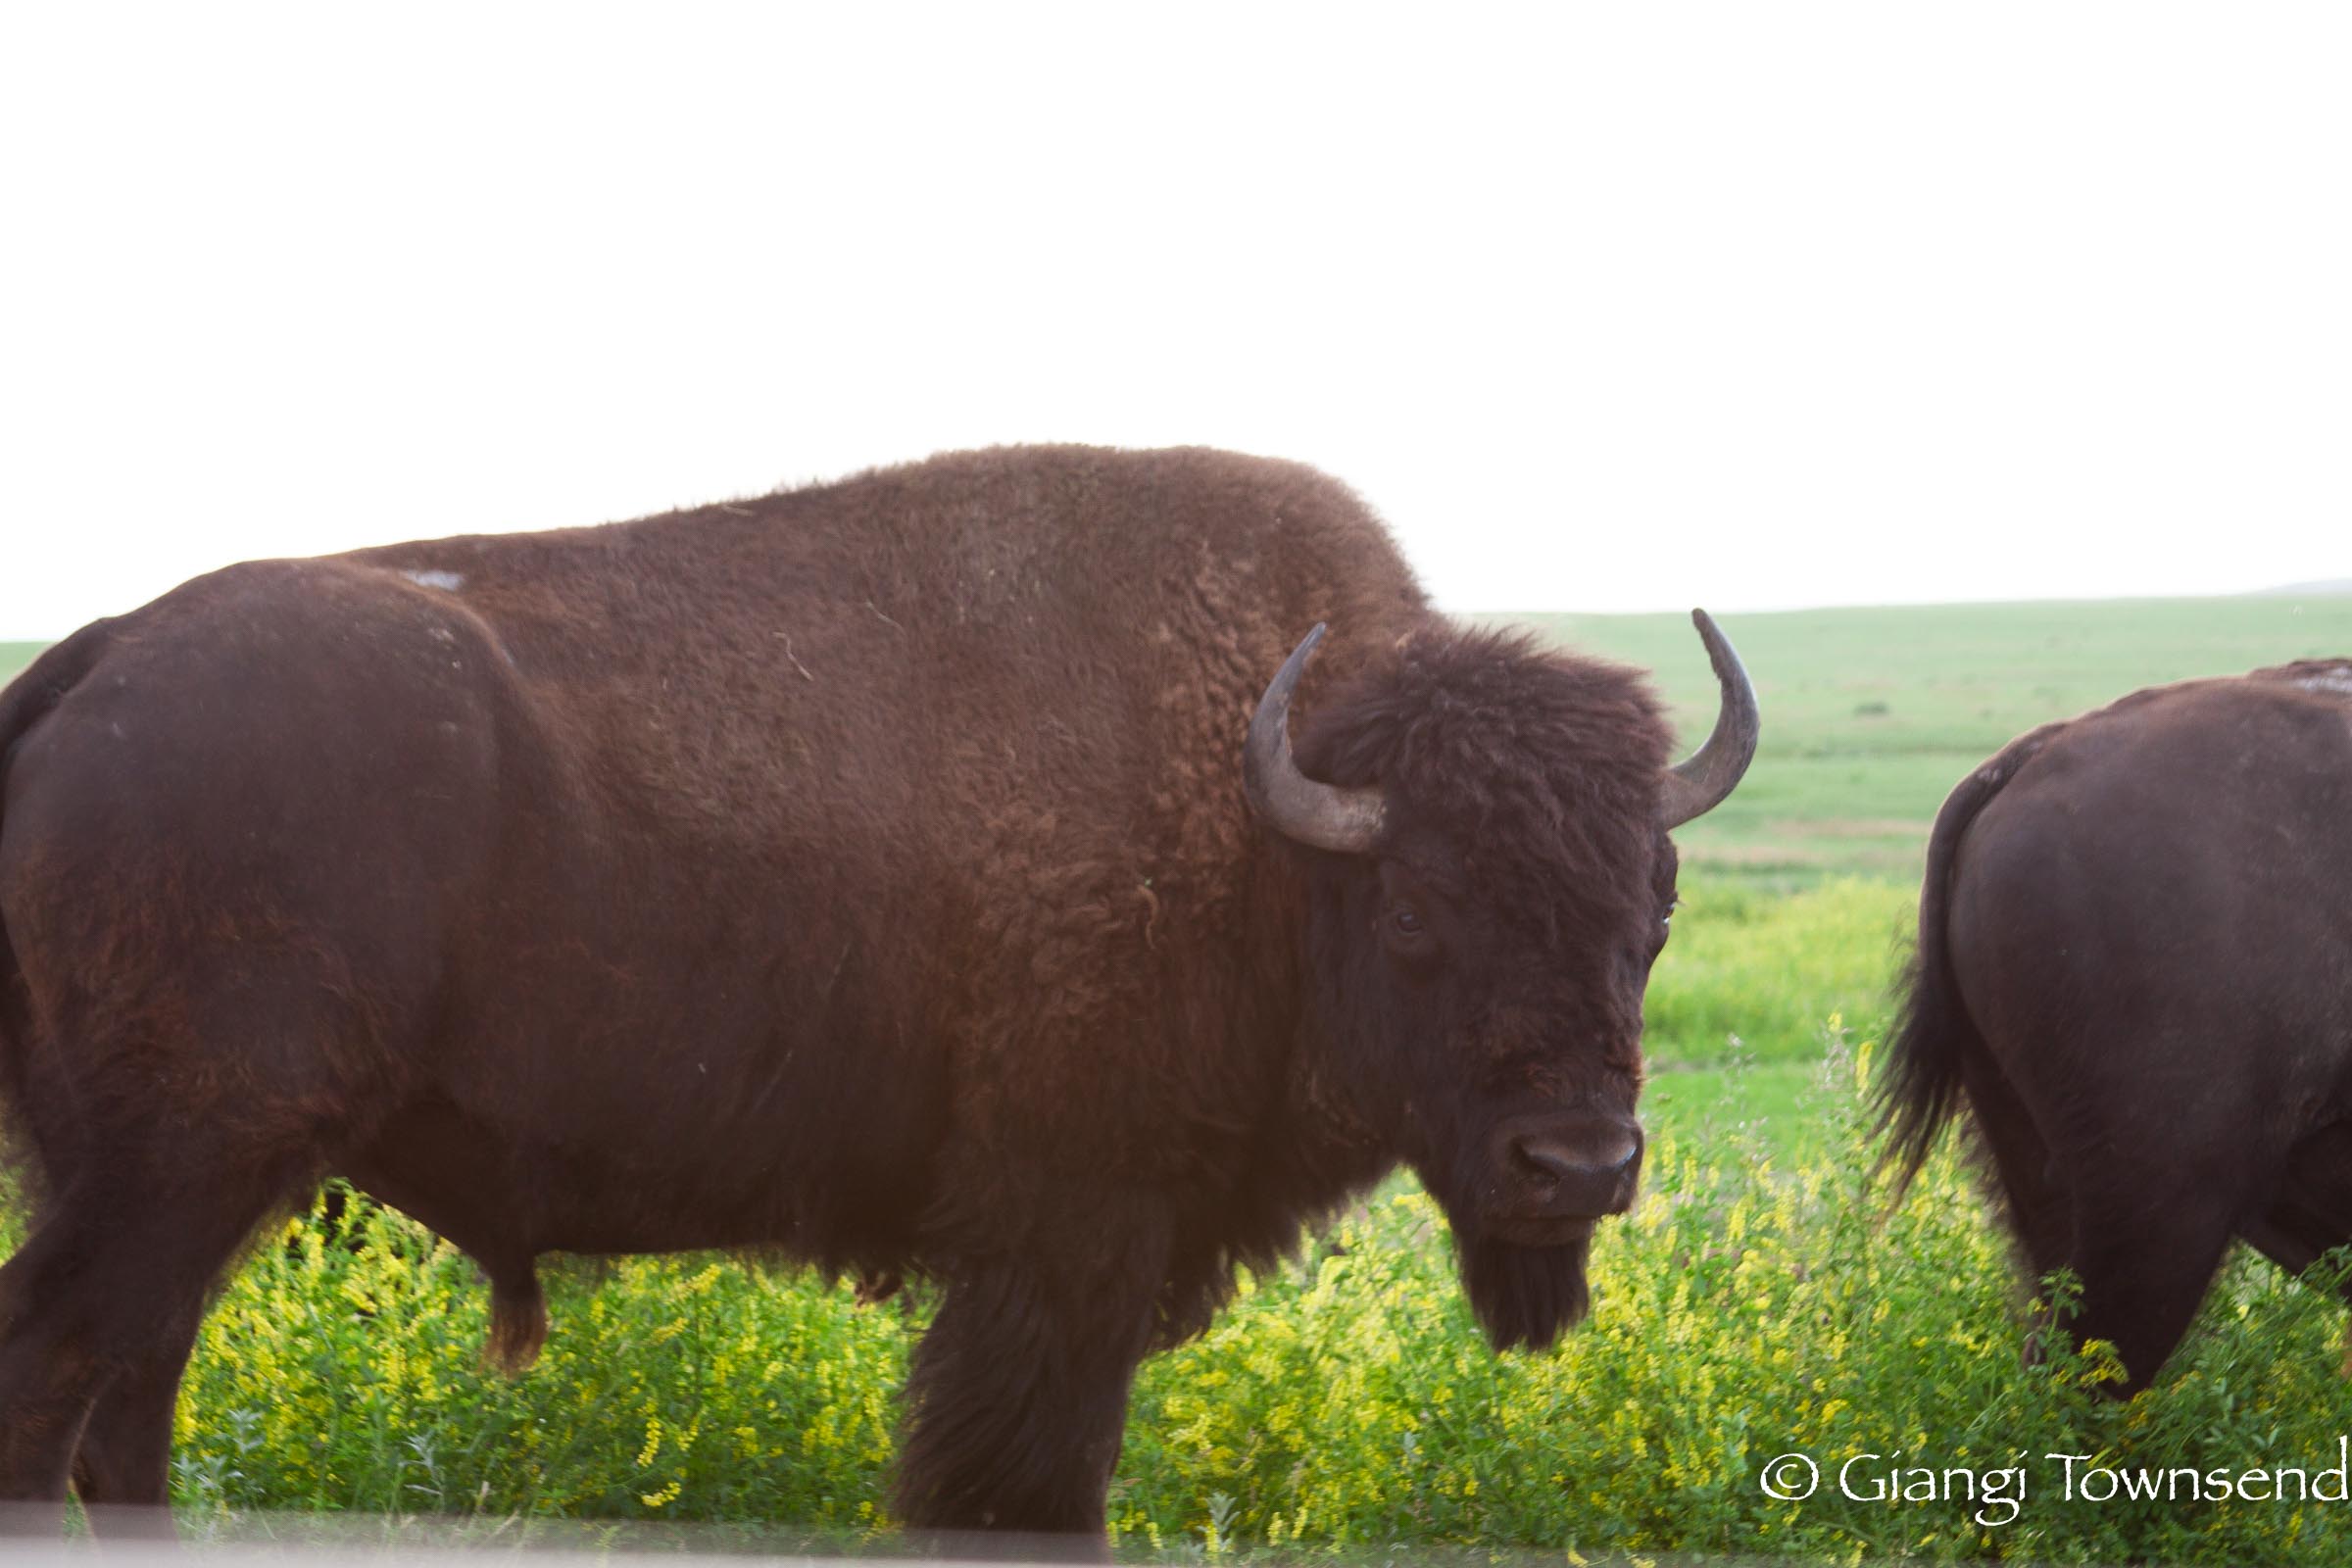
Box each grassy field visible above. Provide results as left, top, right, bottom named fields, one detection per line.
left=5, top=592, right=2352, bottom=1557
left=1524, top=592, right=2352, bottom=889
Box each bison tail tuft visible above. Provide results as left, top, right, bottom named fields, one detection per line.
left=1871, top=754, right=2020, bottom=1203
left=1872, top=947, right=1976, bottom=1200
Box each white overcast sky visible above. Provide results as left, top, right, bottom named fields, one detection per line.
left=2, top=4, right=2346, bottom=639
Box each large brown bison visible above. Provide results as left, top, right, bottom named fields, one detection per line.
left=1878, top=657, right=2352, bottom=1390
left=0, top=445, right=1756, bottom=1541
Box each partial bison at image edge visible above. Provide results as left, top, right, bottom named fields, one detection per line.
left=1878, top=657, right=2352, bottom=1390
left=0, top=445, right=1756, bottom=1543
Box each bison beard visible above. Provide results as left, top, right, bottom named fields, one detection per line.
left=0, top=444, right=1757, bottom=1544
left=1458, top=1234, right=1593, bottom=1351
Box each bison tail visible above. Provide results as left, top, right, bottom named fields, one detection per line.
left=1874, top=945, right=1977, bottom=1201
left=1872, top=749, right=2025, bottom=1201
left=0, top=620, right=117, bottom=1176
left=0, top=618, right=114, bottom=796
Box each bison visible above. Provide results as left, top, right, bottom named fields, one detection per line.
left=1878, top=657, right=2352, bottom=1390
left=0, top=444, right=1757, bottom=1542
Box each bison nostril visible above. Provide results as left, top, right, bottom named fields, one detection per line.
left=1510, top=1130, right=1640, bottom=1184
left=1512, top=1137, right=1584, bottom=1185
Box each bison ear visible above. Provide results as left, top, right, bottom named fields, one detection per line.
left=1243, top=624, right=1388, bottom=855
left=1657, top=609, right=1759, bottom=829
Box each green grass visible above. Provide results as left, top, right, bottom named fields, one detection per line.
left=1645, top=878, right=1913, bottom=1069
left=1518, top=593, right=2352, bottom=888
left=1631, top=876, right=1913, bottom=1160
left=1644, top=1060, right=1823, bottom=1162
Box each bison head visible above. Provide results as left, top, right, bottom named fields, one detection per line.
left=1245, top=612, right=1756, bottom=1350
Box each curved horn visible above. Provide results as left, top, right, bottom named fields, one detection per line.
left=1658, top=609, right=1760, bottom=829
left=1243, top=623, right=1388, bottom=855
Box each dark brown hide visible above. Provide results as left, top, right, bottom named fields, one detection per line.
left=0, top=445, right=1743, bottom=1540
left=1878, top=659, right=2352, bottom=1390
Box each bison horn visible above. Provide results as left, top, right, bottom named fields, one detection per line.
left=1658, top=609, right=1760, bottom=829
left=1244, top=623, right=1388, bottom=855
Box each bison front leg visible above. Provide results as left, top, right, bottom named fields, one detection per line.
left=895, top=1242, right=1163, bottom=1549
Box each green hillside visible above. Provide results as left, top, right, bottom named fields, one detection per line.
left=1522, top=593, right=2352, bottom=886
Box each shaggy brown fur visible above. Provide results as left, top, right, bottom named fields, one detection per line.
left=1877, top=658, right=2352, bottom=1391
left=0, top=445, right=1719, bottom=1542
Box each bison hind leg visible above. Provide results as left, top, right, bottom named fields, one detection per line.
left=1956, top=1050, right=2074, bottom=1281
left=68, top=1309, right=204, bottom=1539
left=1958, top=1044, right=2248, bottom=1391
left=2242, top=1122, right=2352, bottom=1376
left=1, top=1144, right=316, bottom=1533
left=2057, top=1192, right=2241, bottom=1395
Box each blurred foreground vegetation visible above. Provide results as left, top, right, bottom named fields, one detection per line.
left=26, top=1029, right=2334, bottom=1563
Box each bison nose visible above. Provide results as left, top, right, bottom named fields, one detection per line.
left=1504, top=1115, right=1644, bottom=1217
left=1512, top=1132, right=1638, bottom=1184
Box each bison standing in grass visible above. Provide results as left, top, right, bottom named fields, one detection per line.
left=1879, top=658, right=2352, bottom=1389
left=0, top=445, right=1755, bottom=1543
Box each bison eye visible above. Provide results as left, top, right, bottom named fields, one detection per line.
left=1392, top=906, right=1424, bottom=937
